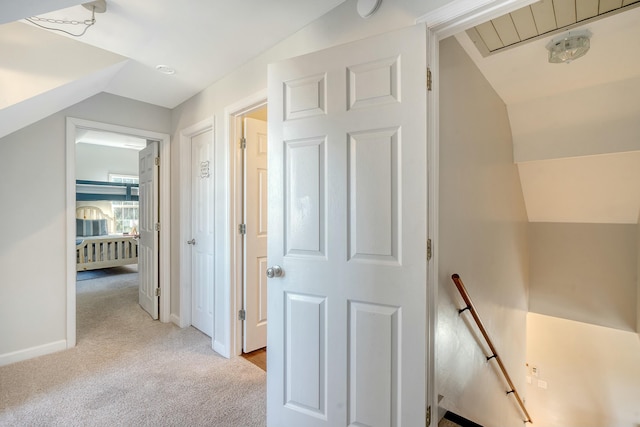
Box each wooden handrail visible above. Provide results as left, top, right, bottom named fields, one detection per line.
left=451, top=274, right=533, bottom=424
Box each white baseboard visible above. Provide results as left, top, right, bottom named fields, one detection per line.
left=0, top=340, right=67, bottom=367
left=170, top=313, right=182, bottom=327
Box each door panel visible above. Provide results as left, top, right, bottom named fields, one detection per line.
left=284, top=138, right=325, bottom=257
left=138, top=141, right=159, bottom=319
left=244, top=117, right=269, bottom=352
left=191, top=129, right=214, bottom=337
left=267, top=25, right=428, bottom=426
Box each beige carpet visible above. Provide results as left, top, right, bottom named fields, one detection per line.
left=0, top=267, right=266, bottom=426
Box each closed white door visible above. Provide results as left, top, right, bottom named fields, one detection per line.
left=139, top=141, right=159, bottom=319
left=267, top=25, right=428, bottom=426
left=190, top=129, right=215, bottom=337
left=243, top=117, right=268, bottom=352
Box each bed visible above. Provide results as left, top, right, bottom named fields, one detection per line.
left=76, top=206, right=139, bottom=271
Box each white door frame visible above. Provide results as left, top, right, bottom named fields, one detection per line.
left=419, top=0, right=537, bottom=421
left=65, top=117, right=171, bottom=348
left=178, top=117, right=214, bottom=330
left=224, top=90, right=268, bottom=357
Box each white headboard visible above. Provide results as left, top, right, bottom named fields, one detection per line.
left=76, top=206, right=115, bottom=234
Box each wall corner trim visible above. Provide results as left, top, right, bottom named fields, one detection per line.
left=170, top=313, right=182, bottom=327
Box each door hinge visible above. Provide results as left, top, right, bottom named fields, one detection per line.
left=426, top=405, right=432, bottom=425
left=238, top=223, right=246, bottom=235
left=155, top=223, right=161, bottom=231
left=154, top=156, right=160, bottom=166
left=240, top=137, right=247, bottom=149
left=427, top=67, right=432, bottom=91
left=427, top=238, right=432, bottom=261
left=155, top=288, right=161, bottom=297
left=238, top=309, right=246, bottom=321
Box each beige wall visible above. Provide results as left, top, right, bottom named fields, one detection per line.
left=526, top=312, right=640, bottom=427
left=437, top=36, right=529, bottom=427
left=529, top=222, right=637, bottom=332
left=0, top=93, right=170, bottom=362
left=638, top=217, right=640, bottom=334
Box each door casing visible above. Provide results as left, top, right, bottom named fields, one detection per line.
left=65, top=117, right=171, bottom=348
left=420, top=0, right=538, bottom=420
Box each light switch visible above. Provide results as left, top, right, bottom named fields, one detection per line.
left=537, top=379, right=548, bottom=389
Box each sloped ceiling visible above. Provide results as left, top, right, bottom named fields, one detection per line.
left=0, top=0, right=84, bottom=25
left=0, top=0, right=347, bottom=138
left=455, top=5, right=640, bottom=224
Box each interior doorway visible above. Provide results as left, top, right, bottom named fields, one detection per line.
left=66, top=117, right=171, bottom=348
left=74, top=130, right=145, bottom=330
left=225, top=92, right=268, bottom=361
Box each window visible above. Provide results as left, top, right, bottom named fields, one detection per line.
left=109, top=174, right=139, bottom=234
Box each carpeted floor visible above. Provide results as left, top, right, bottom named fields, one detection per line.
left=0, top=269, right=266, bottom=426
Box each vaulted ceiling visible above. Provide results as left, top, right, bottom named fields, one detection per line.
left=0, top=0, right=348, bottom=138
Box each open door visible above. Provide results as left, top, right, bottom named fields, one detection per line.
left=267, top=24, right=428, bottom=425
left=139, top=141, right=159, bottom=319
left=243, top=117, right=269, bottom=352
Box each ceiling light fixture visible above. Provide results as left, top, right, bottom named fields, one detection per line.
left=156, top=65, right=176, bottom=75
left=25, top=0, right=107, bottom=37
left=546, top=30, right=591, bottom=64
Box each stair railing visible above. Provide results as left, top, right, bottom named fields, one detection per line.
left=451, top=273, right=533, bottom=424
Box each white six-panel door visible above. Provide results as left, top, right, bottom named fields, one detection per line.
left=139, top=141, right=159, bottom=319
left=267, top=25, right=428, bottom=426
left=191, top=129, right=215, bottom=337
left=243, top=117, right=269, bottom=352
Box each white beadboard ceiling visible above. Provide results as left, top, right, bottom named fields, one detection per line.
left=467, top=0, right=640, bottom=56
left=456, top=3, right=640, bottom=224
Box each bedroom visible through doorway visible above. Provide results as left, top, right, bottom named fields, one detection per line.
left=74, top=129, right=157, bottom=340
left=66, top=117, right=171, bottom=349
left=75, top=130, right=144, bottom=273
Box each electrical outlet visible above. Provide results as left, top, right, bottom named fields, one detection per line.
left=531, top=366, right=539, bottom=377
left=526, top=376, right=532, bottom=384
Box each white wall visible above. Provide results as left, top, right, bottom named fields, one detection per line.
left=75, top=143, right=139, bottom=181
left=638, top=217, right=640, bottom=335
left=509, top=76, right=640, bottom=163
left=529, top=222, right=637, bottom=332
left=168, top=0, right=420, bottom=331
left=0, top=92, right=170, bottom=365
left=437, top=36, right=530, bottom=427
left=526, top=312, right=640, bottom=427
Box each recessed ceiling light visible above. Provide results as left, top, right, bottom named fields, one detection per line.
left=156, top=65, right=176, bottom=75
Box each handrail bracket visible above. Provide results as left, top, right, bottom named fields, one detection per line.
left=451, top=274, right=533, bottom=424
